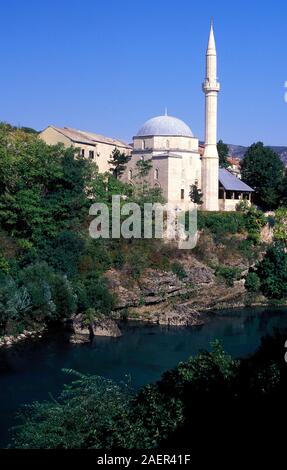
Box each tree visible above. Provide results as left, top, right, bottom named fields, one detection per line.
left=108, top=148, right=129, bottom=178
left=274, top=207, right=287, bottom=242
left=10, top=370, right=131, bottom=449
left=217, top=140, right=229, bottom=168
left=257, top=242, right=287, bottom=299
left=241, top=142, right=285, bottom=209
left=189, top=183, right=203, bottom=205
left=135, top=158, right=153, bottom=180
left=245, top=272, right=260, bottom=292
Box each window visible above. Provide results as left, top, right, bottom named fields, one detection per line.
left=89, top=150, right=94, bottom=159
left=154, top=168, right=159, bottom=180
left=128, top=169, right=133, bottom=181
left=166, top=139, right=170, bottom=149
left=81, top=149, right=85, bottom=158
left=142, top=140, right=146, bottom=150
left=181, top=189, right=185, bottom=200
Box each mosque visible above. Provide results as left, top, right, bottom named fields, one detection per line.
left=122, top=22, right=254, bottom=211
left=40, top=23, right=254, bottom=211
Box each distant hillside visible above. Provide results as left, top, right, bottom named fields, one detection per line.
left=228, top=144, right=287, bottom=165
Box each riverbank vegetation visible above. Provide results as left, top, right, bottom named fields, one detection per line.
left=9, top=330, right=287, bottom=452
left=1, top=123, right=287, bottom=338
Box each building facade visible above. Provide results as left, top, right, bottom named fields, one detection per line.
left=39, top=126, right=132, bottom=173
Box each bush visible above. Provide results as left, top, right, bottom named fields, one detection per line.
left=40, top=231, right=85, bottom=278
left=257, top=242, right=287, bottom=299
left=197, top=212, right=246, bottom=237
left=73, top=273, right=114, bottom=315
left=9, top=370, right=131, bottom=449
left=215, top=265, right=241, bottom=287
left=196, top=207, right=266, bottom=244
left=19, top=262, right=76, bottom=321
left=245, top=272, right=260, bottom=292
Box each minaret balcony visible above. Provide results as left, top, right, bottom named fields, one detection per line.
left=202, top=80, right=220, bottom=92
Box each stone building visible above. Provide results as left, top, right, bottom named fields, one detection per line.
left=39, top=125, right=132, bottom=173
left=122, top=22, right=254, bottom=211
left=40, top=22, right=253, bottom=212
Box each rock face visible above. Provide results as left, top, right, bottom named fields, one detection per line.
left=92, top=318, right=122, bottom=337
left=70, top=313, right=122, bottom=343
left=103, top=250, right=268, bottom=326
left=104, top=259, right=221, bottom=326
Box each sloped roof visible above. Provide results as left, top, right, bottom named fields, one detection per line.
left=50, top=126, right=131, bottom=148
left=219, top=168, right=254, bottom=192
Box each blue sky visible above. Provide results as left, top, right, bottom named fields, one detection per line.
left=0, top=0, right=286, bottom=146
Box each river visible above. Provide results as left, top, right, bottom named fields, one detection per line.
left=0, top=306, right=287, bottom=447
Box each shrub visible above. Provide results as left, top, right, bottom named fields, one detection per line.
left=19, top=262, right=76, bottom=320
left=0, top=254, right=9, bottom=274
left=74, top=273, right=114, bottom=315
left=215, top=265, right=241, bottom=287
left=256, top=242, right=287, bottom=299
left=245, top=272, right=260, bottom=293
left=274, top=207, right=287, bottom=242
left=197, top=211, right=246, bottom=237
left=247, top=230, right=261, bottom=245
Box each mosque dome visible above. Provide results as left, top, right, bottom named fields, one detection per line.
left=137, top=115, right=193, bottom=137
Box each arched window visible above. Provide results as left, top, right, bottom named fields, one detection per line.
left=142, top=140, right=146, bottom=150
left=128, top=169, right=133, bottom=181
left=166, top=139, right=170, bottom=149
left=154, top=168, right=159, bottom=180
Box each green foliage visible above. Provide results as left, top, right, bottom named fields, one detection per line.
left=39, top=231, right=85, bottom=278
left=197, top=207, right=266, bottom=245
left=0, top=277, right=31, bottom=328
left=197, top=211, right=246, bottom=236
left=215, top=265, right=241, bottom=286
left=19, top=262, right=77, bottom=320
left=0, top=132, right=97, bottom=242
left=241, top=142, right=285, bottom=209
left=108, top=148, right=129, bottom=178
left=245, top=272, right=261, bottom=293
left=217, top=140, right=229, bottom=168
left=171, top=262, right=187, bottom=280
left=135, top=158, right=153, bottom=179
left=274, top=207, right=287, bottom=242
left=0, top=254, right=9, bottom=274
left=10, top=370, right=131, bottom=449
left=257, top=242, right=287, bottom=299
left=73, top=273, right=114, bottom=315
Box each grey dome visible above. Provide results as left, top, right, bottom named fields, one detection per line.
left=137, top=115, right=193, bottom=137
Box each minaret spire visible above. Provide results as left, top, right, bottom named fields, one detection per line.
left=207, top=19, right=216, bottom=52
left=201, top=20, right=220, bottom=211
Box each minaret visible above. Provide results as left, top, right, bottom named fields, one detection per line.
left=201, top=20, right=220, bottom=211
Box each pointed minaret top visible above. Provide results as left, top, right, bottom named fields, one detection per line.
left=207, top=19, right=216, bottom=52
left=165, top=107, right=168, bottom=116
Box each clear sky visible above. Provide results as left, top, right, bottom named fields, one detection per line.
left=0, top=0, right=286, bottom=146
